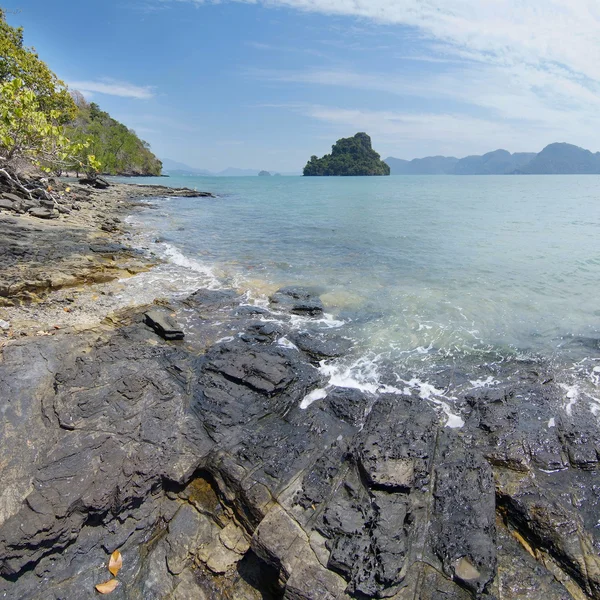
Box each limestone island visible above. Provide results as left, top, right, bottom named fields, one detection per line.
left=303, top=132, right=391, bottom=176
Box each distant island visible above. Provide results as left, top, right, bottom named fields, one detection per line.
left=258, top=170, right=271, bottom=177
left=304, top=132, right=390, bottom=176
left=385, top=143, right=600, bottom=175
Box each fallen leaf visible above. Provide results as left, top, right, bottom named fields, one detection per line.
left=108, top=550, right=122, bottom=577
left=95, top=579, right=118, bottom=594
left=65, top=187, right=71, bottom=192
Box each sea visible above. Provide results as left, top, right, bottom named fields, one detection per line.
left=115, top=174, right=600, bottom=425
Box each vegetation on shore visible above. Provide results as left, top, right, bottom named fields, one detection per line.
left=64, top=94, right=162, bottom=176
left=0, top=8, right=161, bottom=177
left=303, top=132, right=390, bottom=176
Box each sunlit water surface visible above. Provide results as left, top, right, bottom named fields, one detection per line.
left=115, top=174, right=600, bottom=422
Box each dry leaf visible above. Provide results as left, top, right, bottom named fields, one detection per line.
left=95, top=579, right=118, bottom=594
left=108, top=550, right=122, bottom=577
left=65, top=187, right=71, bottom=192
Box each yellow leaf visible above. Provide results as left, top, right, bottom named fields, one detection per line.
left=108, top=550, right=122, bottom=577
left=65, top=187, right=71, bottom=192
left=95, top=579, right=118, bottom=594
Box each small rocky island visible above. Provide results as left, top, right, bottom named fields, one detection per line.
left=303, top=132, right=391, bottom=176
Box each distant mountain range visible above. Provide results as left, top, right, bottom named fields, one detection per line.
left=161, top=158, right=297, bottom=177
left=385, top=143, right=600, bottom=175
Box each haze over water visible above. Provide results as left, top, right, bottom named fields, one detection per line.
left=121, top=174, right=600, bottom=417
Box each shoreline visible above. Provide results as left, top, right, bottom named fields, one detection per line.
left=0, top=179, right=599, bottom=599
left=0, top=179, right=214, bottom=337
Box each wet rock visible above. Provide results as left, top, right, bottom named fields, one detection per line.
left=235, top=304, right=270, bottom=317
left=325, top=387, right=370, bottom=427
left=1, top=288, right=600, bottom=599
left=430, top=432, right=497, bottom=594
left=270, top=286, right=324, bottom=316
left=184, top=288, right=241, bottom=312
left=291, top=331, right=353, bottom=360
left=144, top=309, right=185, bottom=340
left=241, top=321, right=284, bottom=343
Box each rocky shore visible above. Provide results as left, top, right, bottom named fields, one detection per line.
left=0, top=178, right=599, bottom=599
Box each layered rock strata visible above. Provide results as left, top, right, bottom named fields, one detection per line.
left=0, top=286, right=598, bottom=599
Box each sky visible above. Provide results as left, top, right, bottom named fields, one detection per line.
left=4, top=0, right=600, bottom=172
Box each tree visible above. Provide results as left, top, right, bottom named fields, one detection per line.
left=303, top=133, right=390, bottom=176
left=0, top=9, right=160, bottom=178
left=0, top=8, right=76, bottom=122
left=0, top=78, right=100, bottom=175
left=63, top=99, right=163, bottom=176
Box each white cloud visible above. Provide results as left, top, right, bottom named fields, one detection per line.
left=176, top=0, right=600, bottom=82
left=67, top=79, right=155, bottom=99
left=168, top=0, right=600, bottom=153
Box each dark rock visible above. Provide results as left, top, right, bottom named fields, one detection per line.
left=235, top=304, right=270, bottom=317
left=270, top=286, right=324, bottom=316
left=431, top=431, right=497, bottom=594
left=79, top=176, right=110, bottom=189
left=0, top=288, right=596, bottom=600
left=101, top=220, right=119, bottom=232
left=240, top=321, right=284, bottom=343
left=89, top=243, right=127, bottom=254
left=28, top=207, right=58, bottom=219
left=184, top=288, right=241, bottom=311
left=144, top=309, right=185, bottom=340
left=325, top=387, right=369, bottom=427
left=0, top=199, right=18, bottom=212
left=18, top=200, right=37, bottom=212
left=2, top=192, right=23, bottom=203
left=291, top=331, right=352, bottom=359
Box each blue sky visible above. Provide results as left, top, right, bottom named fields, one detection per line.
left=5, top=0, right=600, bottom=172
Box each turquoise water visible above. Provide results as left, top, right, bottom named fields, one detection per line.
left=118, top=175, right=600, bottom=414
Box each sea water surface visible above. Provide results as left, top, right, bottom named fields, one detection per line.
left=117, top=174, right=600, bottom=421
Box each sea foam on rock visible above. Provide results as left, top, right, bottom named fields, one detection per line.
left=0, top=286, right=598, bottom=599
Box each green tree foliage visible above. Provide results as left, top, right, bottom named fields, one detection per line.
left=0, top=77, right=100, bottom=175
left=0, top=8, right=100, bottom=175
left=64, top=97, right=163, bottom=176
left=303, top=132, right=390, bottom=176
left=0, top=8, right=76, bottom=122
left=0, top=9, right=160, bottom=177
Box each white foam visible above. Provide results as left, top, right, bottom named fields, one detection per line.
left=404, top=378, right=444, bottom=400
left=162, top=244, right=221, bottom=288
left=560, top=383, right=579, bottom=415
left=300, top=388, right=328, bottom=409
left=548, top=417, right=556, bottom=428
left=469, top=376, right=500, bottom=389
left=289, top=312, right=345, bottom=330
left=319, top=358, right=381, bottom=394
left=445, top=413, right=466, bottom=429
left=401, top=377, right=464, bottom=428
left=277, top=337, right=299, bottom=351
